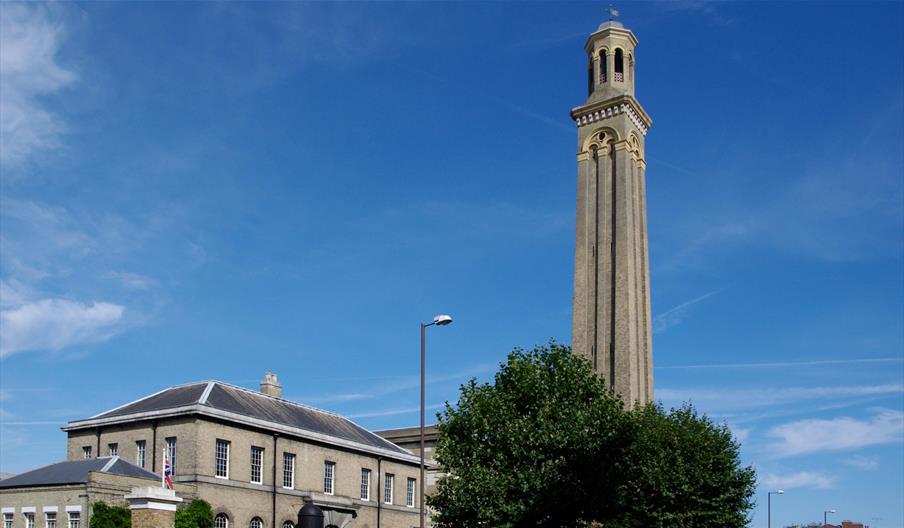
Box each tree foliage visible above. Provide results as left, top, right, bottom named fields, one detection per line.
left=175, top=500, right=215, bottom=528
left=89, top=502, right=130, bottom=528
left=428, top=341, right=756, bottom=528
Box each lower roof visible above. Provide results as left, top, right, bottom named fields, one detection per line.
left=0, top=457, right=158, bottom=489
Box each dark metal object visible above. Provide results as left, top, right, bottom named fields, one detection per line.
left=298, top=503, right=323, bottom=528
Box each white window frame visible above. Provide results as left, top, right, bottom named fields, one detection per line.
left=82, top=446, right=92, bottom=459
left=136, top=440, right=146, bottom=468
left=25, top=513, right=35, bottom=528
left=384, top=473, right=394, bottom=505
left=406, top=477, right=416, bottom=508
left=360, top=468, right=371, bottom=501
left=281, top=522, right=294, bottom=528
left=323, top=461, right=335, bottom=495
left=250, top=446, right=264, bottom=485
left=107, top=443, right=117, bottom=457
left=282, top=452, right=295, bottom=489
left=67, top=512, right=79, bottom=528
left=215, top=439, right=230, bottom=479
left=214, top=514, right=228, bottom=528
left=44, top=512, right=56, bottom=528
left=249, top=518, right=262, bottom=528
left=165, top=437, right=177, bottom=475
left=3, top=513, right=13, bottom=528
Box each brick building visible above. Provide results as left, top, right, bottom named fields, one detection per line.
left=2, top=373, right=422, bottom=528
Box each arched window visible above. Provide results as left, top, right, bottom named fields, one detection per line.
left=249, top=518, right=263, bottom=528
left=614, top=48, right=624, bottom=82
left=282, top=522, right=294, bottom=528
left=587, top=59, right=593, bottom=95
left=215, top=515, right=229, bottom=528
left=599, top=50, right=608, bottom=83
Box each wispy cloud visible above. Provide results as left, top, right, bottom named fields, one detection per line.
left=843, top=454, right=879, bottom=471
left=347, top=403, right=443, bottom=420
left=657, top=357, right=904, bottom=370
left=0, top=297, right=125, bottom=358
left=729, top=425, right=752, bottom=444
left=103, top=271, right=157, bottom=291
left=652, top=290, right=718, bottom=334
left=761, top=471, right=835, bottom=490
left=661, top=157, right=903, bottom=270
left=297, top=364, right=496, bottom=405
left=767, top=408, right=904, bottom=458
left=657, top=384, right=904, bottom=414
left=0, top=3, right=75, bottom=169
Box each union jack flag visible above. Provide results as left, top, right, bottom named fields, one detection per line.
left=163, top=449, right=174, bottom=490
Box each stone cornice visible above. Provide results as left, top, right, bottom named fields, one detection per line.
left=584, top=25, right=638, bottom=53
left=63, top=405, right=421, bottom=466
left=570, top=95, right=652, bottom=136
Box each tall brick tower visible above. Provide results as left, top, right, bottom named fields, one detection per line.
left=570, top=16, right=654, bottom=406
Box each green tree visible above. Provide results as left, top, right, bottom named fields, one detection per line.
left=428, top=341, right=631, bottom=527
left=175, top=500, right=214, bottom=528
left=428, top=342, right=756, bottom=528
left=612, top=404, right=756, bottom=528
left=89, top=502, right=130, bottom=528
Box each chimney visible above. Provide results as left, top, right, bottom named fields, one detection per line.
left=260, top=372, right=282, bottom=399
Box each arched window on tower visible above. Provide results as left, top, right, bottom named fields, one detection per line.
left=599, top=50, right=608, bottom=83
left=614, top=49, right=624, bottom=82
left=629, top=53, right=634, bottom=82
left=587, top=58, right=593, bottom=95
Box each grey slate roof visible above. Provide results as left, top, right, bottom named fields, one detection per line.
left=0, top=457, right=159, bottom=489
left=69, top=381, right=410, bottom=457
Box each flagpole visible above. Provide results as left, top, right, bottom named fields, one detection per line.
left=162, top=448, right=166, bottom=488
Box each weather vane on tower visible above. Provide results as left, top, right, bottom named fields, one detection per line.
left=607, top=4, right=620, bottom=21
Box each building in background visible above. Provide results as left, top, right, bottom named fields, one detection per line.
left=0, top=457, right=194, bottom=526
left=1, top=373, right=421, bottom=528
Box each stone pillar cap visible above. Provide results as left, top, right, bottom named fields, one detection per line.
left=124, top=487, right=183, bottom=510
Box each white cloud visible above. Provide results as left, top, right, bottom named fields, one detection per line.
left=761, top=471, right=835, bottom=490
left=657, top=357, right=904, bottom=370
left=0, top=298, right=125, bottom=357
left=103, top=271, right=156, bottom=291
left=346, top=403, right=444, bottom=419
left=767, top=408, right=904, bottom=458
left=652, top=290, right=718, bottom=334
left=843, top=454, right=879, bottom=471
left=0, top=3, right=75, bottom=169
left=729, top=425, right=752, bottom=443
left=656, top=384, right=904, bottom=413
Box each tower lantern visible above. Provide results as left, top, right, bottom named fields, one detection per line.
left=585, top=20, right=638, bottom=101
left=571, top=16, right=653, bottom=407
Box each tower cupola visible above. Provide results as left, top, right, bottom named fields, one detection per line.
left=585, top=20, right=639, bottom=103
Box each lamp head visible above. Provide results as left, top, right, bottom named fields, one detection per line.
left=829, top=509, right=836, bottom=514
left=433, top=314, right=453, bottom=326
left=777, top=489, right=784, bottom=494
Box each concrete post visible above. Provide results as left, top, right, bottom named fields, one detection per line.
left=124, top=487, right=183, bottom=528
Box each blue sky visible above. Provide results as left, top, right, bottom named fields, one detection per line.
left=1, top=1, right=902, bottom=526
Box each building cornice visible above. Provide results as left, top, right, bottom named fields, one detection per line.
left=570, top=95, right=652, bottom=135
left=63, top=405, right=421, bottom=466
left=584, top=26, right=639, bottom=53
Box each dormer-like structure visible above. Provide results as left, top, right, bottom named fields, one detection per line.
left=571, top=17, right=654, bottom=407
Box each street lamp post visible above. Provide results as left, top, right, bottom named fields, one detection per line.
left=420, top=314, right=452, bottom=528
left=767, top=489, right=784, bottom=528
left=824, top=509, right=836, bottom=527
